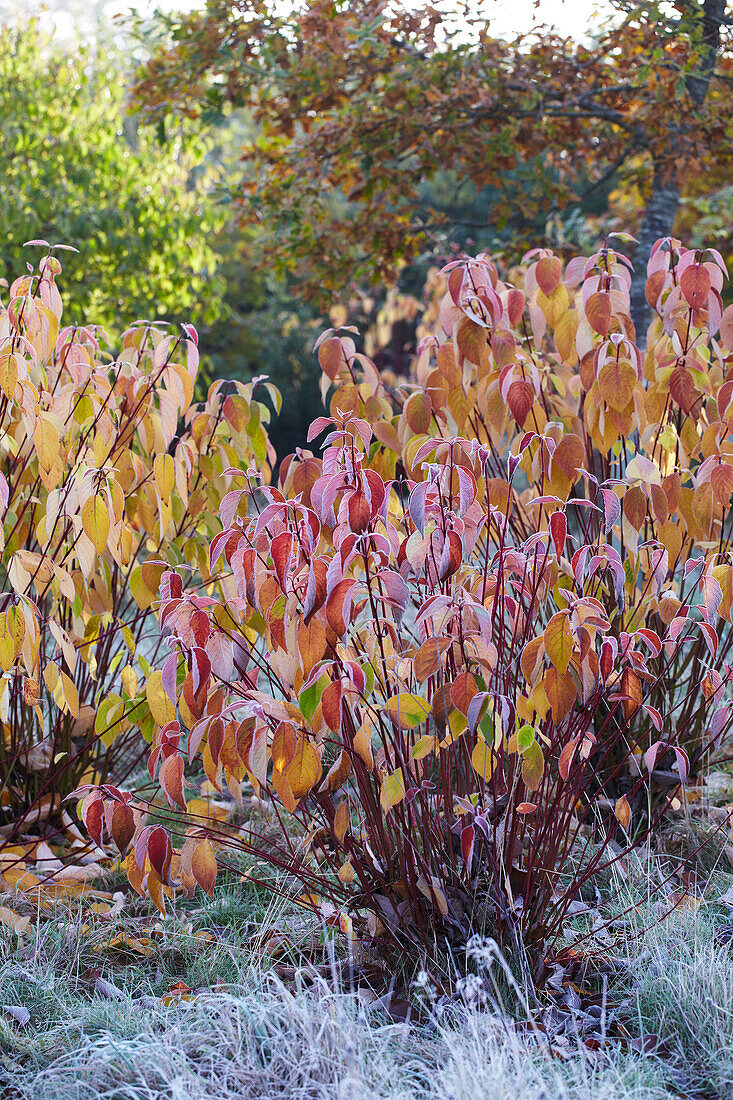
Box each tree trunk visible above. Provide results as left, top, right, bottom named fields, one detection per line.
left=629, top=167, right=680, bottom=339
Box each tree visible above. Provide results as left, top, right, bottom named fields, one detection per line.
left=131, top=0, right=733, bottom=334
left=0, top=20, right=226, bottom=333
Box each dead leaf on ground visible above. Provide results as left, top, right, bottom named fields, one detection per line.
left=2, top=1005, right=30, bottom=1027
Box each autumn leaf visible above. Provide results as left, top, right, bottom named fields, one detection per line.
left=82, top=495, right=110, bottom=556
left=285, top=739, right=322, bottom=799
left=192, top=840, right=217, bottom=897
left=544, top=612, right=573, bottom=673
left=146, top=669, right=176, bottom=727
left=380, top=768, right=405, bottom=812
left=471, top=736, right=494, bottom=781
left=35, top=417, right=59, bottom=474
left=386, top=693, right=431, bottom=729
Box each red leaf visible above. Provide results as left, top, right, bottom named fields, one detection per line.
left=680, top=264, right=710, bottom=311
left=321, top=680, right=343, bottom=732
left=84, top=795, right=104, bottom=846
left=207, top=717, right=225, bottom=766
left=558, top=735, right=580, bottom=781
left=147, top=826, right=171, bottom=881
left=506, top=288, right=525, bottom=326
left=549, top=510, right=567, bottom=557
left=507, top=380, right=534, bottom=426
left=347, top=489, right=370, bottom=532
left=326, top=579, right=356, bottom=637
left=271, top=531, right=294, bottom=591
left=460, top=824, right=475, bottom=873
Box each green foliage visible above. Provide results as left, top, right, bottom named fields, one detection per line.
left=0, top=21, right=226, bottom=333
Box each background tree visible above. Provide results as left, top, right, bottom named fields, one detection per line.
left=131, top=0, right=733, bottom=333
left=0, top=20, right=226, bottom=333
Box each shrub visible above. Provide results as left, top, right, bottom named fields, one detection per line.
left=0, top=243, right=277, bottom=863
left=82, top=236, right=733, bottom=963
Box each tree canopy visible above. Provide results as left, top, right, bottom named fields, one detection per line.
left=132, top=0, right=733, bottom=330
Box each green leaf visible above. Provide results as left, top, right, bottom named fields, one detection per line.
left=516, top=724, right=536, bottom=753
left=299, top=672, right=329, bottom=724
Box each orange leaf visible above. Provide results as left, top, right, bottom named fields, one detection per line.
left=414, top=636, right=450, bottom=683
left=545, top=668, right=576, bottom=723
left=598, top=360, right=636, bottom=412
left=333, top=799, right=350, bottom=842
left=614, top=794, right=631, bottom=832
left=192, top=840, right=217, bottom=897
left=535, top=255, right=562, bottom=296
left=585, top=291, right=611, bottom=336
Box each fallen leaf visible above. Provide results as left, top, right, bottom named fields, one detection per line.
left=3, top=1005, right=30, bottom=1027
left=0, top=907, right=31, bottom=935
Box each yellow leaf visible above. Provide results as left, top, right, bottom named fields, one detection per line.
left=120, top=665, right=138, bottom=697
left=471, top=737, right=494, bottom=781
left=186, top=798, right=228, bottom=824
left=412, top=734, right=438, bottom=760
left=154, top=454, right=175, bottom=501
left=60, top=672, right=79, bottom=719
left=2, top=867, right=40, bottom=890
left=129, top=564, right=156, bottom=610
left=82, top=495, right=110, bottom=556
left=35, top=417, right=59, bottom=474
left=0, top=906, right=31, bottom=934
left=284, top=739, right=322, bottom=799
left=0, top=352, right=18, bottom=399
left=544, top=612, right=574, bottom=673
left=386, top=692, right=431, bottom=729
left=521, top=741, right=544, bottom=791
left=0, top=613, right=14, bottom=672
left=146, top=669, right=175, bottom=727
left=43, top=661, right=60, bottom=692
left=93, top=430, right=108, bottom=470
left=6, top=606, right=24, bottom=659
left=380, top=768, right=405, bottom=813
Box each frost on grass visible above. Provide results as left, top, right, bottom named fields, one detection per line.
left=3, top=971, right=672, bottom=1100
left=3, top=870, right=733, bottom=1099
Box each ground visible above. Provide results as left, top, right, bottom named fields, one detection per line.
left=2, top=798, right=733, bottom=1099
